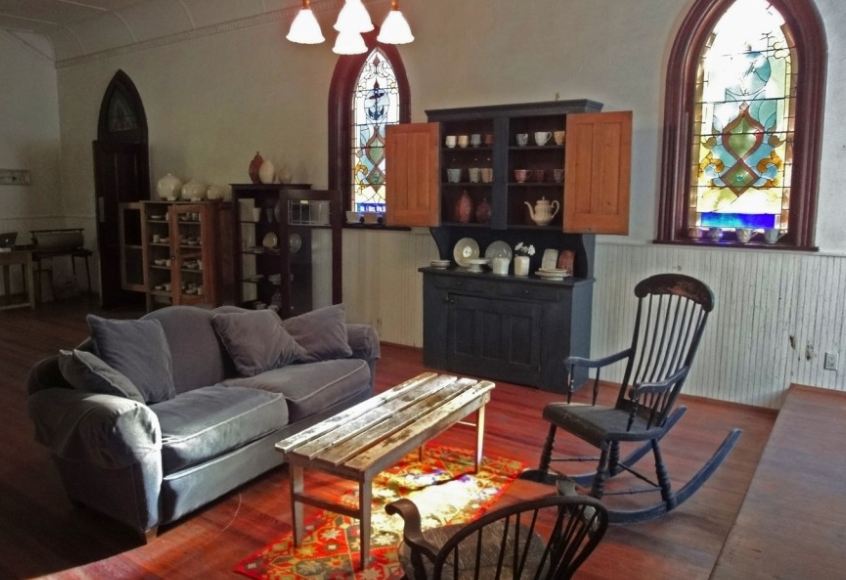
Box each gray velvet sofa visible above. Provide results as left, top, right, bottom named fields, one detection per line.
left=27, top=305, right=379, bottom=540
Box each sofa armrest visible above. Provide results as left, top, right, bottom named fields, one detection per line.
left=346, top=323, right=380, bottom=362
left=28, top=387, right=162, bottom=470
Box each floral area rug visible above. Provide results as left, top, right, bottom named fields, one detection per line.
left=234, top=445, right=524, bottom=579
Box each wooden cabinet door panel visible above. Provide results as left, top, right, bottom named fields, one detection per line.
left=447, top=294, right=542, bottom=384
left=386, top=123, right=440, bottom=227
left=564, top=111, right=632, bottom=234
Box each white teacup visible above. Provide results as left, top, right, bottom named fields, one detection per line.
left=534, top=131, right=552, bottom=146
left=764, top=227, right=782, bottom=244
left=470, top=134, right=482, bottom=147
left=445, top=135, right=457, bottom=148
left=447, top=168, right=462, bottom=183
left=468, top=168, right=481, bottom=183
left=736, top=228, right=753, bottom=244
left=457, top=135, right=470, bottom=148
left=515, top=133, right=529, bottom=147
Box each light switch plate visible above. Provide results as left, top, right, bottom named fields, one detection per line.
left=0, top=169, right=31, bottom=186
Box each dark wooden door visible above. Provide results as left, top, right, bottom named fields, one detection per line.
left=93, top=141, right=149, bottom=308
left=447, top=294, right=543, bottom=385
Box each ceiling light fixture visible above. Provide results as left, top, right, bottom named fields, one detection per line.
left=286, top=0, right=414, bottom=55
left=286, top=0, right=325, bottom=44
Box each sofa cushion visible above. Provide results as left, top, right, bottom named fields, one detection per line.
left=223, top=359, right=370, bottom=423
left=281, top=304, right=353, bottom=363
left=150, top=385, right=288, bottom=475
left=87, top=315, right=176, bottom=404
left=57, top=349, right=145, bottom=403
left=143, top=306, right=233, bottom=392
left=212, top=310, right=306, bottom=377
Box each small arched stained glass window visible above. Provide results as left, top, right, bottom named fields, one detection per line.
left=691, top=0, right=795, bottom=231
left=351, top=49, right=400, bottom=214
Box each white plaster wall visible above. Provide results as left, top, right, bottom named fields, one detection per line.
left=51, top=0, right=846, bottom=405
left=0, top=29, right=63, bottom=296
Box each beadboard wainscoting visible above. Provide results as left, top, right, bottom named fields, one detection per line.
left=343, top=230, right=846, bottom=409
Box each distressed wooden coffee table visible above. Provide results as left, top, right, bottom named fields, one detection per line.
left=275, top=372, right=494, bottom=568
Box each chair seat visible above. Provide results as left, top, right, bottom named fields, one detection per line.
left=543, top=403, right=665, bottom=446
left=398, top=521, right=547, bottom=579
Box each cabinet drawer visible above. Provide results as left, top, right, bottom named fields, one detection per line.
left=496, top=284, right=563, bottom=302
left=432, top=276, right=488, bottom=294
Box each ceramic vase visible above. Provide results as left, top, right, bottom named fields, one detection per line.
left=249, top=152, right=263, bottom=184
left=259, top=159, right=276, bottom=184
left=455, top=189, right=473, bottom=223
left=514, top=255, right=530, bottom=277
left=206, top=184, right=225, bottom=201
left=156, top=173, right=183, bottom=200
left=475, top=197, right=491, bottom=224
left=181, top=179, right=206, bottom=201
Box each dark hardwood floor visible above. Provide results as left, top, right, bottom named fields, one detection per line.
left=0, top=300, right=775, bottom=579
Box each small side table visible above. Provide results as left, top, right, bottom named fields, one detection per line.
left=0, top=250, right=36, bottom=310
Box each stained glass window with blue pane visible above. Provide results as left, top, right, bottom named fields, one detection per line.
left=691, top=0, right=795, bottom=232
left=351, top=49, right=400, bottom=214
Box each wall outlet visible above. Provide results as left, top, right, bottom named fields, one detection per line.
left=824, top=352, right=838, bottom=371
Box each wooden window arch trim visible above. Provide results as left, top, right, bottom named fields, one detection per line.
left=97, top=69, right=148, bottom=144
left=657, top=0, right=827, bottom=249
left=328, top=32, right=411, bottom=213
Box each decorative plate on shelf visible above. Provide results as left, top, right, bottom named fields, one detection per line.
left=452, top=238, right=480, bottom=268
left=484, top=240, right=513, bottom=260
left=431, top=259, right=451, bottom=269
left=262, top=232, right=279, bottom=249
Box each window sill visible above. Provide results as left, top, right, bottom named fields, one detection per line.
left=653, top=239, right=819, bottom=252
left=343, top=223, right=412, bottom=232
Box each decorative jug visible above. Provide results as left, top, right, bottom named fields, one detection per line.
left=524, top=196, right=560, bottom=226
left=249, top=152, right=263, bottom=184
left=156, top=173, right=183, bottom=200
left=455, top=189, right=473, bottom=223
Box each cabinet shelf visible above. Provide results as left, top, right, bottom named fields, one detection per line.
left=442, top=146, right=493, bottom=153
left=441, top=182, right=493, bottom=188
left=508, top=182, right=564, bottom=188
left=509, top=145, right=565, bottom=151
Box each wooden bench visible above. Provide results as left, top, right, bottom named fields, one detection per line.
left=712, top=385, right=846, bottom=578
left=275, top=372, right=494, bottom=568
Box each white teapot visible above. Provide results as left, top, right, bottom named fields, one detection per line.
left=525, top=197, right=560, bottom=226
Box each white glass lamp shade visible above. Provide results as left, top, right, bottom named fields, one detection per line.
left=332, top=29, right=368, bottom=55
left=287, top=5, right=325, bottom=44
left=377, top=6, right=414, bottom=44
left=333, top=0, right=374, bottom=33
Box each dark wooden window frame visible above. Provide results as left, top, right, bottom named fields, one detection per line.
left=657, top=0, right=827, bottom=249
left=97, top=69, right=148, bottom=144
left=328, top=31, right=411, bottom=216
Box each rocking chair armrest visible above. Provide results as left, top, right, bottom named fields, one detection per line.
left=564, top=348, right=633, bottom=370
left=385, top=499, right=440, bottom=560
left=629, top=366, right=691, bottom=400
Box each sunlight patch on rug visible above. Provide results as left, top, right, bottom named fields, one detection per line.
left=234, top=445, right=524, bottom=579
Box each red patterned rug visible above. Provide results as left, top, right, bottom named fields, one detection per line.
left=234, top=445, right=525, bottom=579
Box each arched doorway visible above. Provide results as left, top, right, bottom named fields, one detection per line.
left=93, top=70, right=150, bottom=308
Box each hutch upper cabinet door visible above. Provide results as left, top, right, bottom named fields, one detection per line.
left=563, top=111, right=632, bottom=234
left=386, top=123, right=440, bottom=227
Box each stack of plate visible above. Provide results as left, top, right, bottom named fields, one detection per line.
left=536, top=268, right=570, bottom=281
left=431, top=259, right=451, bottom=269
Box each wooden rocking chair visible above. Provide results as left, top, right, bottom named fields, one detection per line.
left=386, top=494, right=608, bottom=579
left=520, top=273, right=742, bottom=524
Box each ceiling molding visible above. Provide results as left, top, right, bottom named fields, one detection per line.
left=0, top=28, right=54, bottom=62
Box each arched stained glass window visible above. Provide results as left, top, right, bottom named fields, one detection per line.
left=351, top=49, right=400, bottom=214
left=658, top=0, right=826, bottom=249
left=692, top=0, right=794, bottom=231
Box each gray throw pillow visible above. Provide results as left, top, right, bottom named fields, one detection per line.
left=212, top=309, right=306, bottom=377
left=58, top=349, right=145, bottom=403
left=281, top=304, right=353, bottom=363
left=87, top=314, right=176, bottom=404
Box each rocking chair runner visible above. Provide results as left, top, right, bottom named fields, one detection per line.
left=521, top=273, right=742, bottom=524
left=387, top=495, right=608, bottom=579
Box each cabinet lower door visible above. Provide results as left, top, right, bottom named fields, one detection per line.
left=447, top=294, right=542, bottom=385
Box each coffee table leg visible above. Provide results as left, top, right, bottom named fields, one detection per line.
left=474, top=405, right=486, bottom=472
left=359, top=475, right=373, bottom=569
left=290, top=464, right=304, bottom=545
